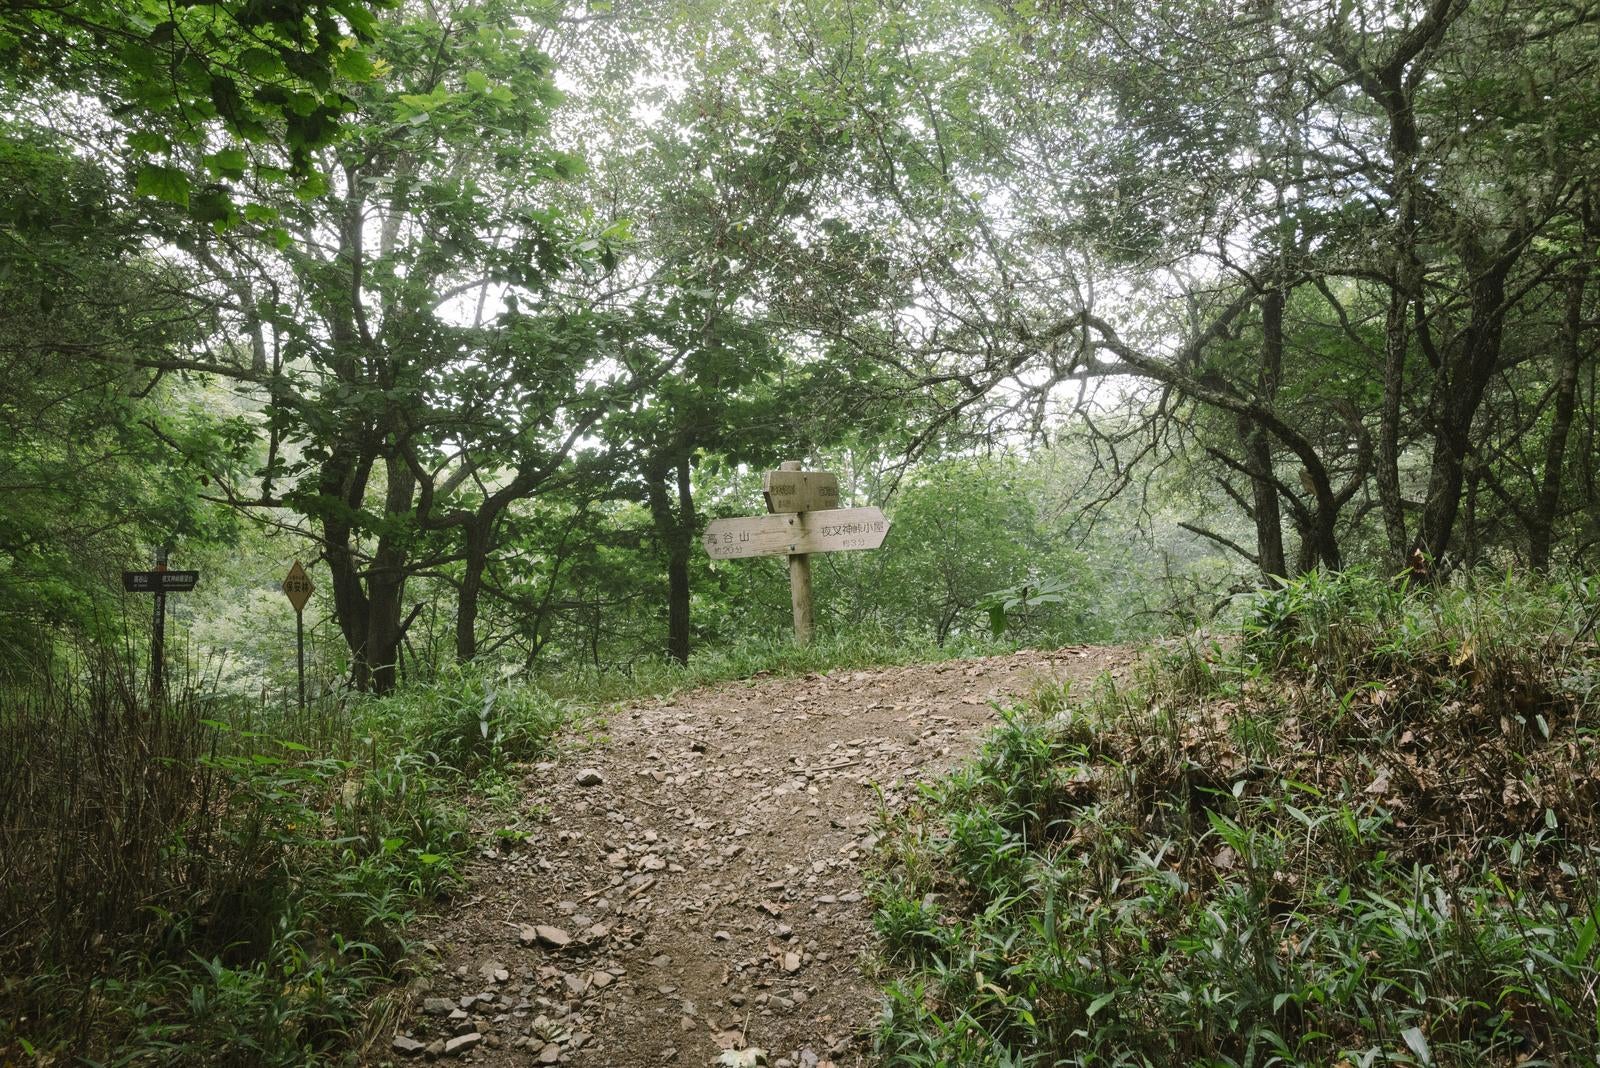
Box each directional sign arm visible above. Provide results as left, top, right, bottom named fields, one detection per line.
left=761, top=469, right=841, bottom=514
left=123, top=570, right=200, bottom=592
left=702, top=507, right=890, bottom=560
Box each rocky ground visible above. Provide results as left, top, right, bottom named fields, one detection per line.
left=375, top=645, right=1133, bottom=1068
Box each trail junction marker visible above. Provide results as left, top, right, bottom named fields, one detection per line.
left=701, top=462, right=890, bottom=644
left=123, top=546, right=197, bottom=702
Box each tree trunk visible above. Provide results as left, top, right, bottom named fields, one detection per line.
left=1529, top=255, right=1589, bottom=571
left=669, top=457, right=695, bottom=664
left=648, top=456, right=696, bottom=665
left=366, top=458, right=416, bottom=695
left=1415, top=261, right=1513, bottom=564
left=1240, top=285, right=1286, bottom=580
left=320, top=437, right=375, bottom=690
left=1377, top=285, right=1411, bottom=565
left=455, top=520, right=493, bottom=662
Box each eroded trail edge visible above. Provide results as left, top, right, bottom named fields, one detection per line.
left=391, top=647, right=1133, bottom=1068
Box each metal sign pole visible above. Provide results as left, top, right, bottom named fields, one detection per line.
left=281, top=561, right=316, bottom=712
left=151, top=545, right=168, bottom=704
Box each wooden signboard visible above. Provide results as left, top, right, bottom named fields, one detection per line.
left=702, top=462, right=891, bottom=644
left=122, top=548, right=194, bottom=702
left=761, top=469, right=839, bottom=514
left=122, top=570, right=200, bottom=592
left=702, top=506, right=890, bottom=559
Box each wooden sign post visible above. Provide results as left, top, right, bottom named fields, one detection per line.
left=702, top=462, right=890, bottom=644
left=281, top=561, right=315, bottom=711
left=122, top=546, right=199, bottom=704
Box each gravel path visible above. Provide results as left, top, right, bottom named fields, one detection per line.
left=379, top=646, right=1133, bottom=1068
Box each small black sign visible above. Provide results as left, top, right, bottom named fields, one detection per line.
left=123, top=570, right=200, bottom=593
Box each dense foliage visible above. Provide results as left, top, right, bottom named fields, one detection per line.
left=4, top=0, right=1596, bottom=691
left=2, top=0, right=1598, bottom=1062
left=872, top=572, right=1600, bottom=1065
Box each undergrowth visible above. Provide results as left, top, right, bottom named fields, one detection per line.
left=0, top=626, right=989, bottom=1064
left=870, top=570, right=1600, bottom=1067
left=0, top=656, right=477, bottom=1067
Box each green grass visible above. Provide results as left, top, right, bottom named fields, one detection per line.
left=868, top=570, right=1600, bottom=1067
left=0, top=626, right=1022, bottom=1065
left=0, top=659, right=475, bottom=1066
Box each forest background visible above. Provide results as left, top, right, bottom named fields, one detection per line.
left=2, top=0, right=1598, bottom=1062
left=6, top=0, right=1597, bottom=694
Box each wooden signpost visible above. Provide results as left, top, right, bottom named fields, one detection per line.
left=703, top=462, right=891, bottom=644
left=281, top=561, right=314, bottom=711
left=122, top=546, right=198, bottom=703
left=761, top=468, right=839, bottom=514
left=700, top=507, right=891, bottom=560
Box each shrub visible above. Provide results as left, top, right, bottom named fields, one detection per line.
left=871, top=571, right=1600, bottom=1066
left=0, top=658, right=467, bottom=1065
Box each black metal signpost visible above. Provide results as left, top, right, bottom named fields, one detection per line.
left=122, top=547, right=199, bottom=703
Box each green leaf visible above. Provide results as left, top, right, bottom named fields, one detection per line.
left=127, top=131, right=170, bottom=154
left=189, top=189, right=234, bottom=226
left=464, top=70, right=489, bottom=93
left=295, top=170, right=329, bottom=201
left=335, top=45, right=376, bottom=81
left=330, top=0, right=380, bottom=38
left=237, top=47, right=285, bottom=79
left=204, top=147, right=247, bottom=179
left=134, top=164, right=190, bottom=207
left=1401, top=1026, right=1431, bottom=1065
left=1086, top=992, right=1115, bottom=1018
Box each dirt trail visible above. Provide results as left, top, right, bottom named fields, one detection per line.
left=383, top=646, right=1133, bottom=1068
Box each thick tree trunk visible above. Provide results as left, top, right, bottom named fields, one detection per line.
left=668, top=458, right=695, bottom=664
left=366, top=459, right=416, bottom=695
left=1529, top=258, right=1589, bottom=571
left=320, top=438, right=375, bottom=690
left=648, top=456, right=696, bottom=665
left=1415, top=263, right=1512, bottom=564
left=1344, top=52, right=1434, bottom=570
left=455, top=520, right=493, bottom=662
left=1308, top=508, right=1342, bottom=572
left=318, top=178, right=387, bottom=690
left=1241, top=286, right=1286, bottom=579
left=366, top=568, right=405, bottom=695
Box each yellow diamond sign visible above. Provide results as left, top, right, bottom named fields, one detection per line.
left=281, top=560, right=314, bottom=613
